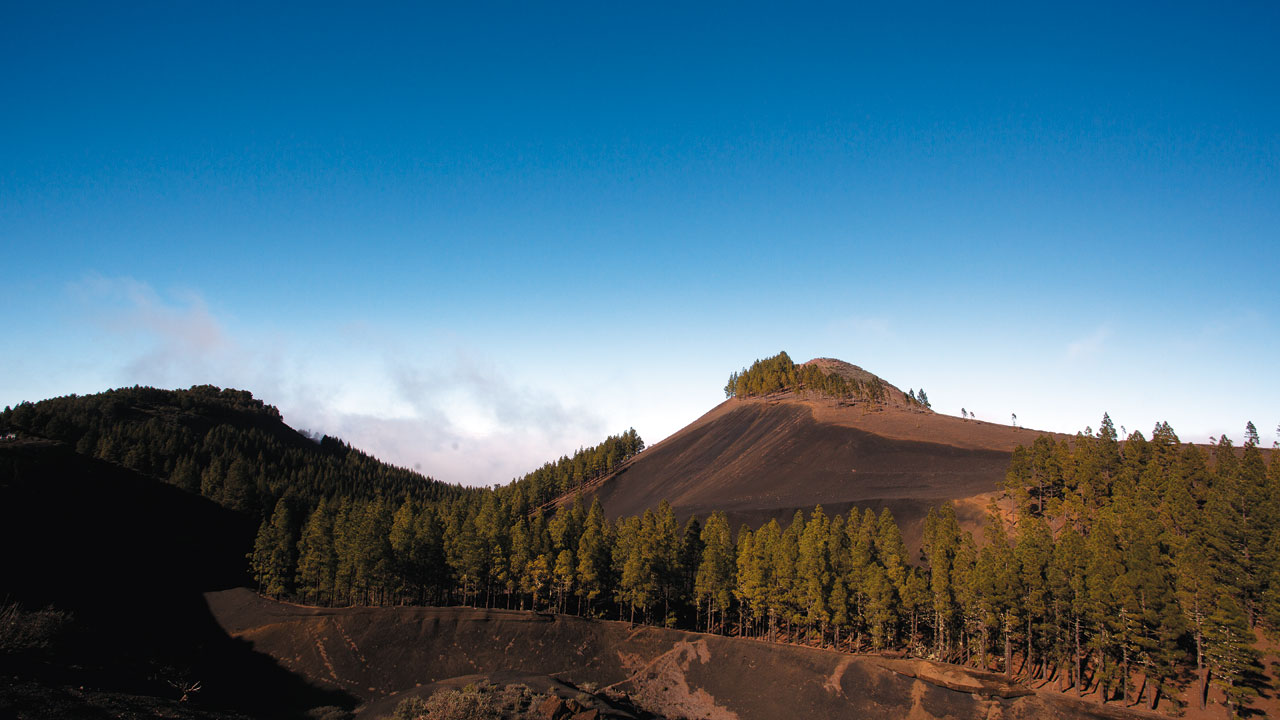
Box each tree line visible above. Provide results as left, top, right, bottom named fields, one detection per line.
left=494, top=428, right=644, bottom=511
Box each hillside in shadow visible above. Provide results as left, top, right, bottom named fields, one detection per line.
left=0, top=440, right=354, bottom=719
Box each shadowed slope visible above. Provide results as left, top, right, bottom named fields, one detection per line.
left=0, top=440, right=354, bottom=718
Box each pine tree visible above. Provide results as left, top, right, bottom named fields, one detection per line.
left=695, top=511, right=735, bottom=634
left=1264, top=452, right=1280, bottom=638
left=553, top=549, right=575, bottom=614
left=1014, top=514, right=1053, bottom=680
left=753, top=520, right=783, bottom=641
left=873, top=511, right=902, bottom=573
left=332, top=500, right=359, bottom=604
left=679, top=516, right=704, bottom=613
left=575, top=499, right=611, bottom=616
left=951, top=533, right=979, bottom=667
left=873, top=508, right=907, bottom=647
left=615, top=515, right=653, bottom=623
left=525, top=552, right=550, bottom=611
left=650, top=501, right=682, bottom=625
left=863, top=563, right=895, bottom=650
left=508, top=517, right=532, bottom=609
left=899, top=569, right=929, bottom=654
left=975, top=504, right=1019, bottom=674
left=797, top=506, right=832, bottom=644
left=829, top=577, right=851, bottom=650
left=416, top=505, right=449, bottom=603
left=223, top=457, right=257, bottom=513
left=735, top=526, right=765, bottom=637
left=388, top=498, right=420, bottom=601
left=826, top=513, right=852, bottom=648
left=474, top=494, right=509, bottom=607
left=356, top=499, right=395, bottom=605
left=1205, top=435, right=1265, bottom=626
left=1239, top=437, right=1272, bottom=626
left=1203, top=589, right=1262, bottom=718
left=296, top=498, right=337, bottom=604
left=1084, top=515, right=1124, bottom=701
left=169, top=455, right=201, bottom=493
left=1048, top=525, right=1088, bottom=695
left=1113, top=506, right=1181, bottom=707
left=1004, top=444, right=1032, bottom=510
left=921, top=505, right=963, bottom=660
left=771, top=512, right=803, bottom=641
left=250, top=498, right=297, bottom=599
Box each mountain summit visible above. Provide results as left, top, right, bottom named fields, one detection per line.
left=800, top=356, right=920, bottom=409
left=723, top=351, right=935, bottom=411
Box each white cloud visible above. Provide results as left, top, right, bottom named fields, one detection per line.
left=68, top=275, right=605, bottom=486
left=72, top=274, right=241, bottom=383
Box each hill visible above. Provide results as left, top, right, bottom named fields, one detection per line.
left=571, top=355, right=1051, bottom=549
left=0, top=385, right=471, bottom=520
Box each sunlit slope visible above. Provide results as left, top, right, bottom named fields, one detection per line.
left=581, top=390, right=1053, bottom=549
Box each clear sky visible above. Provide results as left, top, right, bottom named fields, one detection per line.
left=3, top=2, right=1277, bottom=485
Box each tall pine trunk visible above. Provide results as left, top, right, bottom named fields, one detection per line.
left=1074, top=616, right=1082, bottom=697
left=1003, top=613, right=1013, bottom=675
left=1026, top=616, right=1033, bottom=679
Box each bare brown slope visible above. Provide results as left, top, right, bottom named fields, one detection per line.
left=580, top=394, right=1045, bottom=549
left=208, top=588, right=1157, bottom=720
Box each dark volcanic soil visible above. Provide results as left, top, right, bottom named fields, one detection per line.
left=208, top=588, right=1160, bottom=720
left=581, top=396, right=1024, bottom=552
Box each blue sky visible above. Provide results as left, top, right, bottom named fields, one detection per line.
left=3, top=2, right=1278, bottom=484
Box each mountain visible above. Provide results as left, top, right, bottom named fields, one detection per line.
left=573, top=357, right=1050, bottom=549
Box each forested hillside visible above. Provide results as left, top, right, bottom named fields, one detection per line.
left=247, top=415, right=1279, bottom=718
left=0, top=385, right=471, bottom=521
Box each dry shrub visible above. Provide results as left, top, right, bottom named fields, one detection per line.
left=0, top=600, right=70, bottom=653
left=305, top=706, right=353, bottom=720
left=391, top=682, right=549, bottom=720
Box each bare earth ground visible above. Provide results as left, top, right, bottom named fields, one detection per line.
left=574, top=394, right=1259, bottom=557
left=208, top=588, right=1171, bottom=720
left=580, top=395, right=1029, bottom=554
